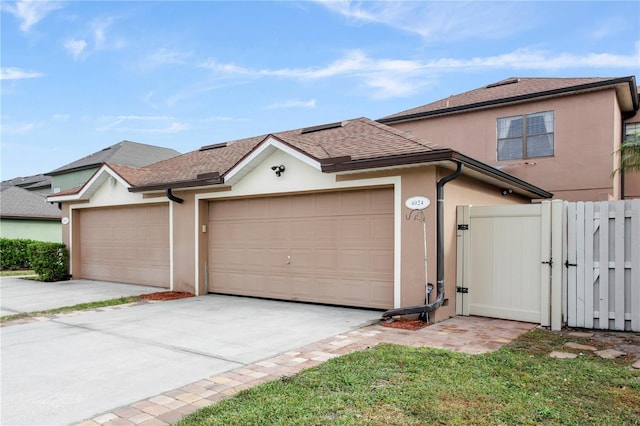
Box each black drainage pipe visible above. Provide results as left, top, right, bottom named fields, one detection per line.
left=166, top=188, right=184, bottom=204
left=382, top=161, right=463, bottom=321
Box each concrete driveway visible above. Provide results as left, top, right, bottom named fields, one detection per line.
left=0, top=276, right=160, bottom=316
left=0, top=278, right=380, bottom=425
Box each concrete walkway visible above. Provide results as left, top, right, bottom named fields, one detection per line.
left=76, top=316, right=536, bottom=426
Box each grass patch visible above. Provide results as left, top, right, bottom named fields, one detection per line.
left=0, top=269, right=36, bottom=277
left=0, top=296, right=140, bottom=323
left=178, top=329, right=640, bottom=426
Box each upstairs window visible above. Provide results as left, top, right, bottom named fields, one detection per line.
left=497, top=111, right=554, bottom=161
left=625, top=123, right=640, bottom=143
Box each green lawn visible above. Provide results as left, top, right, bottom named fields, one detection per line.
left=178, top=329, right=640, bottom=425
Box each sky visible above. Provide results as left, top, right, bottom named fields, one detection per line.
left=1, top=1, right=639, bottom=181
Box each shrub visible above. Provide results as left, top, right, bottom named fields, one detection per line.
left=0, top=238, right=35, bottom=270
left=27, top=242, right=69, bottom=282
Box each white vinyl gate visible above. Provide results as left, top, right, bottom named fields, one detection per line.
left=456, top=201, right=563, bottom=329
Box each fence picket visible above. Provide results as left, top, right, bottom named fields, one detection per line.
left=563, top=199, right=639, bottom=332
left=567, top=202, right=577, bottom=327
left=614, top=201, right=625, bottom=330
left=632, top=200, right=640, bottom=331
left=584, top=202, right=595, bottom=329
left=576, top=202, right=585, bottom=327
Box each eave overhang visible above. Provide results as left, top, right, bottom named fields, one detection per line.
left=128, top=173, right=222, bottom=193
left=322, top=148, right=553, bottom=199
left=379, top=76, right=639, bottom=125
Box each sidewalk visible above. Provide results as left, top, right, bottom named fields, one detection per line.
left=77, top=316, right=535, bottom=426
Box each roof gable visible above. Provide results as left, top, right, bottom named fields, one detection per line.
left=379, top=76, right=638, bottom=123
left=118, top=117, right=439, bottom=192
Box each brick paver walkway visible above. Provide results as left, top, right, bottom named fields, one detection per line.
left=76, top=316, right=536, bottom=426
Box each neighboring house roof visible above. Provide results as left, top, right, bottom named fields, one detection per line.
left=1, top=174, right=52, bottom=191
left=46, top=140, right=181, bottom=176
left=0, top=185, right=61, bottom=219
left=379, top=76, right=639, bottom=124
left=49, top=117, right=553, bottom=200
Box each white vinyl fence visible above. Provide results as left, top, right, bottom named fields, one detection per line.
left=564, top=199, right=640, bottom=332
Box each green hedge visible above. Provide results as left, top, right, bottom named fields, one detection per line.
left=27, top=242, right=69, bottom=282
left=0, top=238, right=69, bottom=281
left=0, top=238, right=35, bottom=270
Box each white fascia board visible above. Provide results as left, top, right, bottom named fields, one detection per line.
left=47, top=165, right=131, bottom=202
left=224, top=136, right=322, bottom=185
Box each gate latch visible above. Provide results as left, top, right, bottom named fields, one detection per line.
left=541, top=258, right=553, bottom=266
left=456, top=286, right=469, bottom=294
left=564, top=260, right=577, bottom=268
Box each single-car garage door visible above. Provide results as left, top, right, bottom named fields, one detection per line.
left=76, top=204, right=170, bottom=287
left=208, top=188, right=394, bottom=309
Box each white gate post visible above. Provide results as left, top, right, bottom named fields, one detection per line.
left=550, top=200, right=563, bottom=331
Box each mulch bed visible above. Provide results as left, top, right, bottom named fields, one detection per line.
left=139, top=291, right=195, bottom=301
left=381, top=318, right=429, bottom=330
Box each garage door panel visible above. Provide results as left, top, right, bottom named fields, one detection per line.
left=78, top=205, right=169, bottom=288
left=208, top=188, right=393, bottom=309
left=340, top=249, right=370, bottom=272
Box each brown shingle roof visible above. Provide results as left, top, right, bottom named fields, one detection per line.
left=120, top=117, right=440, bottom=189
left=379, top=76, right=637, bottom=122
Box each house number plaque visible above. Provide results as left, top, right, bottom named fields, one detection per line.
left=405, top=196, right=430, bottom=210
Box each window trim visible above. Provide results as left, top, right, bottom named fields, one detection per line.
left=497, top=110, right=555, bottom=161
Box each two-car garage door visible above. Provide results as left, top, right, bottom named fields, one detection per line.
left=76, top=204, right=170, bottom=288
left=208, top=188, right=394, bottom=309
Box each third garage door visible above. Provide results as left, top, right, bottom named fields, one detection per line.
left=208, top=188, right=394, bottom=309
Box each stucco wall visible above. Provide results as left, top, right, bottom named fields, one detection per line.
left=0, top=218, right=61, bottom=243
left=59, top=154, right=539, bottom=323
left=51, top=168, right=98, bottom=193
left=391, top=89, right=623, bottom=201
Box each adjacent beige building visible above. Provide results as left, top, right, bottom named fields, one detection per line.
left=379, top=76, right=640, bottom=201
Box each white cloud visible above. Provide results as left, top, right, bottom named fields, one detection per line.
left=2, top=122, right=35, bottom=134
left=266, top=99, right=317, bottom=109
left=1, top=0, right=62, bottom=32
left=200, top=116, right=237, bottom=122
left=0, top=67, right=44, bottom=80
left=52, top=114, right=70, bottom=121
left=200, top=60, right=252, bottom=75
left=200, top=45, right=640, bottom=99
left=64, top=39, right=87, bottom=60
left=315, top=0, right=528, bottom=41
left=142, top=48, right=191, bottom=70
left=63, top=16, right=125, bottom=60
left=96, top=115, right=187, bottom=134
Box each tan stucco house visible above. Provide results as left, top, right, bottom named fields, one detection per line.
left=48, top=118, right=550, bottom=322
left=379, top=76, right=640, bottom=201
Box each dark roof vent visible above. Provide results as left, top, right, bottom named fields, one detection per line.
left=301, top=121, right=343, bottom=134
left=486, top=78, right=520, bottom=89
left=200, top=142, right=228, bottom=151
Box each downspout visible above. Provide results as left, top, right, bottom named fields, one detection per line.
left=166, top=188, right=184, bottom=204
left=382, top=161, right=463, bottom=321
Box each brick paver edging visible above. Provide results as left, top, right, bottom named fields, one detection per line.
left=76, top=317, right=535, bottom=426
